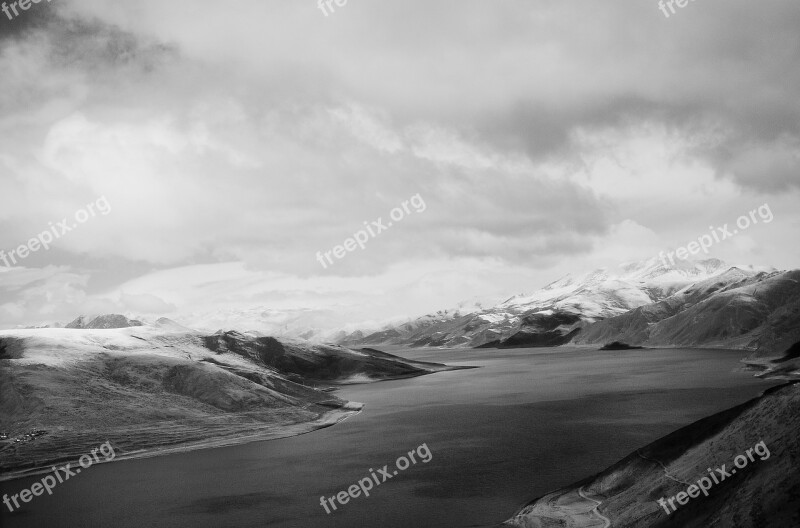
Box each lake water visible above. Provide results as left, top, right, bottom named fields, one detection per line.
left=0, top=347, right=777, bottom=528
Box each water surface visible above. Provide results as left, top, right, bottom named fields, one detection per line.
left=0, top=347, right=776, bottom=528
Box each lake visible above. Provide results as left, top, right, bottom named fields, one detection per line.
left=0, top=346, right=777, bottom=528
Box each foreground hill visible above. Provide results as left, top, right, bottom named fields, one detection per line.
left=503, top=381, right=800, bottom=528
left=0, top=320, right=467, bottom=479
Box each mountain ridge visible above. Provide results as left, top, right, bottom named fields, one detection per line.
left=336, top=258, right=784, bottom=350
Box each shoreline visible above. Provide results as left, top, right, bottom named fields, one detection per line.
left=503, top=381, right=799, bottom=527
left=503, top=484, right=611, bottom=528
left=0, top=401, right=363, bottom=483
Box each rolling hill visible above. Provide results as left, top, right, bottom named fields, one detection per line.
left=0, top=318, right=467, bottom=479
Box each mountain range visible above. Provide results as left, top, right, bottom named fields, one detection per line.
left=335, top=258, right=799, bottom=356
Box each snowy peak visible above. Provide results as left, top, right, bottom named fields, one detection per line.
left=336, top=258, right=776, bottom=349
left=65, top=314, right=144, bottom=330
left=499, top=258, right=728, bottom=315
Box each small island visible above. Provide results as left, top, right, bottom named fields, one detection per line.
left=600, top=341, right=644, bottom=350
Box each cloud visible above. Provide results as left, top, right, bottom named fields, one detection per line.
left=0, top=266, right=91, bottom=325
left=718, top=137, right=800, bottom=191
left=118, top=292, right=176, bottom=314
left=1, top=0, right=799, bottom=329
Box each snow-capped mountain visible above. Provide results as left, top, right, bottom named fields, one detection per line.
left=575, top=267, right=800, bottom=355
left=497, top=257, right=729, bottom=319
left=335, top=258, right=749, bottom=348
left=65, top=314, right=143, bottom=329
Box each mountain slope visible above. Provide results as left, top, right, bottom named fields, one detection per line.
left=503, top=381, right=800, bottom=528
left=574, top=269, right=800, bottom=355
left=338, top=258, right=734, bottom=349
left=0, top=322, right=467, bottom=479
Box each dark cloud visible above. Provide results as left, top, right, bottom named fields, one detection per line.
left=0, top=0, right=58, bottom=42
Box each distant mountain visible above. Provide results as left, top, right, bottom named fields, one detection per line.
left=337, top=307, right=480, bottom=347
left=65, top=314, right=143, bottom=329
left=575, top=268, right=800, bottom=356
left=337, top=258, right=736, bottom=349
left=0, top=323, right=468, bottom=477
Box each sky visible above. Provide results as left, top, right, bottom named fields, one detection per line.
left=1, top=0, right=799, bottom=333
